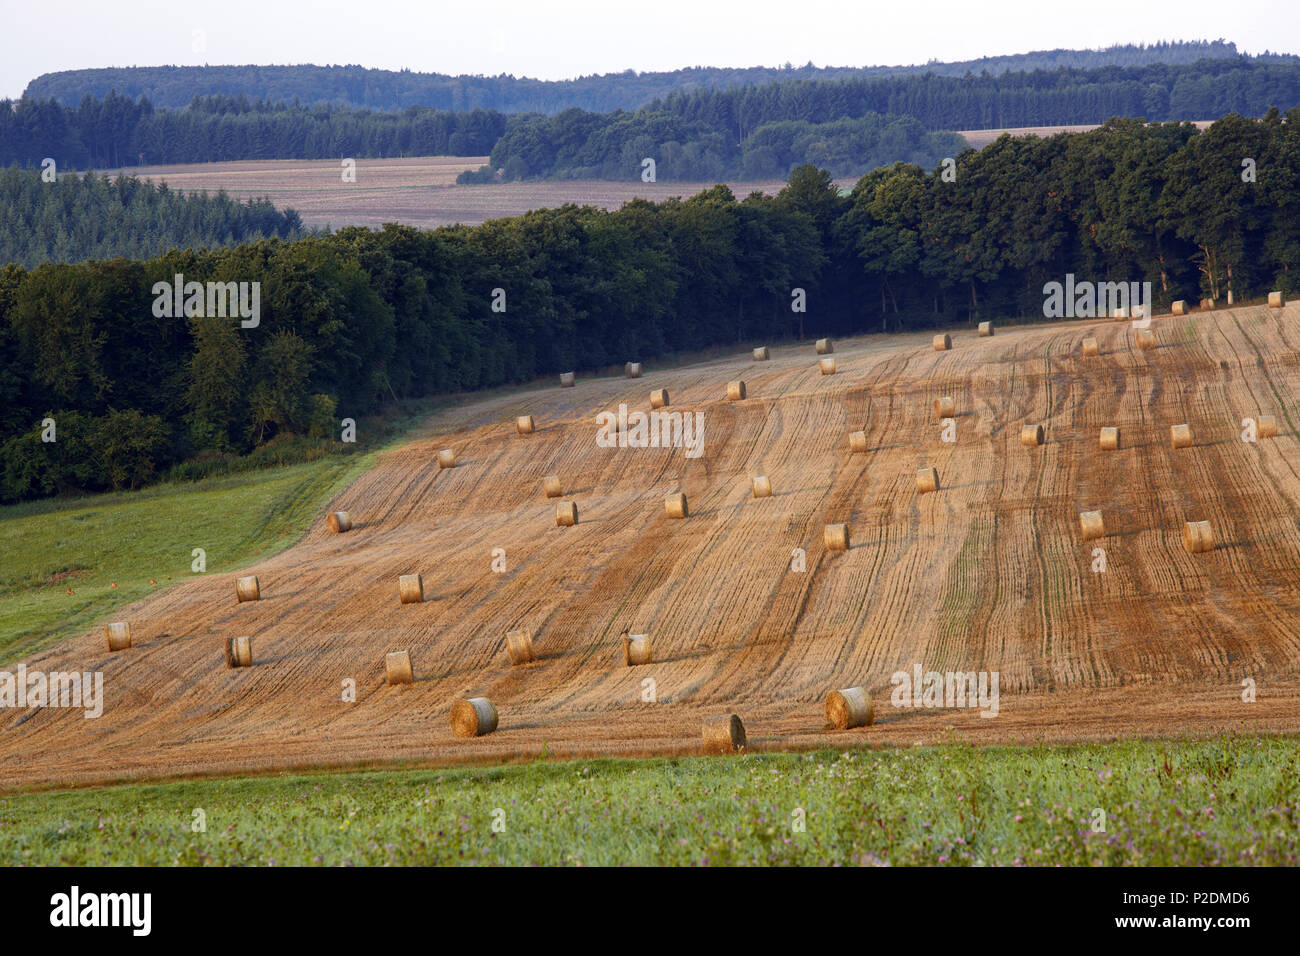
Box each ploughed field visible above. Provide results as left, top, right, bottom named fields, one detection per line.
left=88, top=156, right=841, bottom=230
left=4, top=304, right=1300, bottom=788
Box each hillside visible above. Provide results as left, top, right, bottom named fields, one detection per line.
left=21, top=42, right=1250, bottom=111
left=3, top=304, right=1299, bottom=789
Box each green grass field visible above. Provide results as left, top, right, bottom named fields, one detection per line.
left=0, top=397, right=455, bottom=664
left=0, top=458, right=376, bottom=664
left=1, top=737, right=1294, bottom=865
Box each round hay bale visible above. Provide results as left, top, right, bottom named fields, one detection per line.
left=665, top=493, right=689, bottom=518
left=1200, top=298, right=1216, bottom=311
left=933, top=396, right=956, bottom=419
left=385, top=650, right=414, bottom=685
left=1171, top=424, right=1193, bottom=449
left=752, top=476, right=772, bottom=498
left=824, top=523, right=849, bottom=551
left=819, top=357, right=836, bottom=375
left=225, top=636, right=253, bottom=669
left=1258, top=415, right=1279, bottom=438
left=505, top=629, right=536, bottom=665
left=327, top=511, right=352, bottom=533
left=702, top=714, right=746, bottom=754
left=437, top=448, right=456, bottom=469
left=1182, top=520, right=1215, bottom=554
left=105, top=622, right=132, bottom=652
left=516, top=415, right=535, bottom=435
left=1082, top=337, right=1100, bottom=357
left=398, top=573, right=424, bottom=604
left=1020, top=424, right=1044, bottom=447
left=1099, top=426, right=1120, bottom=451
left=556, top=501, right=578, bottom=527
left=933, top=334, right=951, bottom=351
left=916, top=467, right=939, bottom=494
left=543, top=475, right=563, bottom=498
left=849, top=430, right=869, bottom=454
left=978, top=321, right=993, bottom=337
left=1171, top=300, right=1187, bottom=316
left=753, top=347, right=770, bottom=361
left=825, top=687, right=874, bottom=730
left=1080, top=510, right=1105, bottom=541
left=559, top=371, right=575, bottom=387
left=625, top=362, right=642, bottom=378
left=235, top=575, right=260, bottom=603
left=727, top=380, right=747, bottom=401
left=650, top=388, right=669, bottom=409
left=815, top=338, right=834, bottom=355
left=450, top=697, right=498, bottom=738
left=1136, top=329, right=1156, bottom=351
left=1269, top=291, right=1285, bottom=309
left=621, top=632, right=652, bottom=666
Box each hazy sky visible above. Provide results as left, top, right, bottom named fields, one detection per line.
left=2, top=0, right=1296, bottom=100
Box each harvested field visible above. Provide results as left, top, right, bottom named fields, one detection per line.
left=955, top=121, right=1213, bottom=149
left=4, top=304, right=1300, bottom=789
left=89, top=157, right=850, bottom=231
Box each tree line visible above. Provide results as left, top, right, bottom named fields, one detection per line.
left=22, top=42, right=1253, bottom=112
left=1, top=112, right=1296, bottom=503
left=0, top=93, right=505, bottom=169
left=461, top=109, right=967, bottom=182
left=0, top=166, right=306, bottom=268
left=653, top=60, right=1300, bottom=139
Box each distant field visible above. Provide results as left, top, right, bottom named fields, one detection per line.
left=2, top=738, right=1293, bottom=865
left=91, top=156, right=839, bottom=230
left=90, top=124, right=1217, bottom=231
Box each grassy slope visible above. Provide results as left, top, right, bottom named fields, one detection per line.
left=1, top=738, right=1295, bottom=865
left=0, top=393, right=462, bottom=664
left=0, top=458, right=371, bottom=663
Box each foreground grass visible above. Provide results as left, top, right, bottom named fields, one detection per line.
left=1, top=737, right=1295, bottom=865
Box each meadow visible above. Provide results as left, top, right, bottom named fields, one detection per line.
left=1, top=737, right=1293, bottom=865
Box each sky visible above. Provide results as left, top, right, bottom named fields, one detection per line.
left=1, top=0, right=1296, bottom=100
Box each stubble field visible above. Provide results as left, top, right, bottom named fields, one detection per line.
left=3, top=304, right=1299, bottom=790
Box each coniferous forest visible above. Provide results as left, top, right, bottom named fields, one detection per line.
left=0, top=166, right=306, bottom=268
left=1, top=112, right=1296, bottom=503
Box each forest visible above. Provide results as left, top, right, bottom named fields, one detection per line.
left=652, top=59, right=1300, bottom=137
left=0, top=166, right=306, bottom=268
left=21, top=41, right=1256, bottom=112
left=6, top=57, right=1298, bottom=180
left=1, top=112, right=1296, bottom=503
left=0, top=94, right=506, bottom=169
left=463, top=109, right=967, bottom=181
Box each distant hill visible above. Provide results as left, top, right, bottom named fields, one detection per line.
left=21, top=41, right=1267, bottom=113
